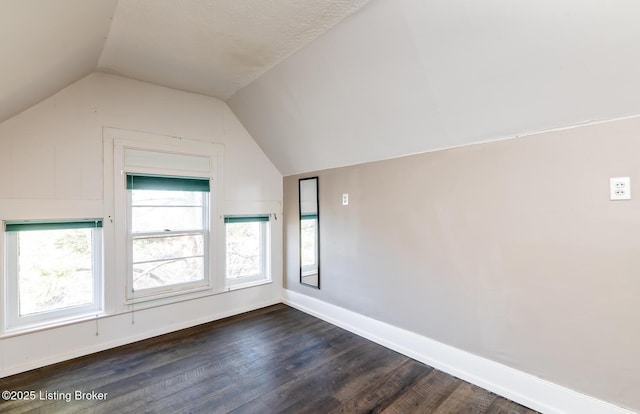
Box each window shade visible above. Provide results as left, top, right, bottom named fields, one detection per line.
left=126, top=174, right=210, bottom=192
left=5, top=219, right=103, bottom=232
left=124, top=148, right=210, bottom=173
left=224, top=215, right=269, bottom=224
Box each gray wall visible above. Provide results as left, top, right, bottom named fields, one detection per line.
left=284, top=116, right=640, bottom=412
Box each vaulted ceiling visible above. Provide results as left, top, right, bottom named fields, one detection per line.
left=0, top=0, right=369, bottom=122
left=229, top=0, right=640, bottom=174
left=3, top=0, right=640, bottom=175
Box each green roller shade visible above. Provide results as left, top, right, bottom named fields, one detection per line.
left=300, top=214, right=318, bottom=220
left=127, top=174, right=210, bottom=192
left=224, top=215, right=270, bottom=224
left=5, top=219, right=103, bottom=232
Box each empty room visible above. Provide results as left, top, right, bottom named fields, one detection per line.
left=0, top=0, right=639, bottom=413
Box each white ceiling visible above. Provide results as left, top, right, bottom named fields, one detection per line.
left=0, top=0, right=370, bottom=123
left=229, top=0, right=640, bottom=175
left=98, top=0, right=370, bottom=100
left=0, top=0, right=117, bottom=122
left=4, top=0, right=640, bottom=176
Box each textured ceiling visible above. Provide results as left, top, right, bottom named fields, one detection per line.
left=0, top=0, right=370, bottom=123
left=98, top=0, right=370, bottom=100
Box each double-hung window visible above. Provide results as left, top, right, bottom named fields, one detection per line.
left=107, top=128, right=223, bottom=304
left=4, top=219, right=103, bottom=331
left=225, top=215, right=270, bottom=288
left=127, top=174, right=210, bottom=299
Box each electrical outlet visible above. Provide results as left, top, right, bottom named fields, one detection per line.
left=342, top=193, right=349, bottom=206
left=610, top=177, right=631, bottom=200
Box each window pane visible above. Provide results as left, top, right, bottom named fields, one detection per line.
left=17, top=229, right=93, bottom=316
left=226, top=222, right=261, bottom=279
left=131, top=207, right=203, bottom=233
left=131, top=189, right=204, bottom=233
left=133, top=257, right=204, bottom=291
left=133, top=234, right=204, bottom=263
left=300, top=219, right=317, bottom=269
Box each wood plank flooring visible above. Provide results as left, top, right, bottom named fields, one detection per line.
left=0, top=304, right=539, bottom=414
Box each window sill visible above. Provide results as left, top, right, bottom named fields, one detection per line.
left=226, top=278, right=272, bottom=292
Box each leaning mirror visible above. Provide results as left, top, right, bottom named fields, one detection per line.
left=299, top=177, right=319, bottom=288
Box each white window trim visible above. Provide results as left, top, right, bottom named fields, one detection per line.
left=104, top=128, right=224, bottom=309
left=4, top=225, right=103, bottom=332
left=225, top=217, right=271, bottom=290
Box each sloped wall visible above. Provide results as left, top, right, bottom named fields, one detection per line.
left=230, top=0, right=640, bottom=176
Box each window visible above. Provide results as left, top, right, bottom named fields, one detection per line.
left=127, top=174, right=210, bottom=299
left=4, top=219, right=103, bottom=331
left=300, top=213, right=318, bottom=276
left=108, top=128, right=223, bottom=304
left=225, top=215, right=270, bottom=288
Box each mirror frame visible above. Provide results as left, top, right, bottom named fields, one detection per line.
left=299, top=176, right=320, bottom=289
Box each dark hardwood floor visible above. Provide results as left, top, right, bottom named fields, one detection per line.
left=0, top=304, right=539, bottom=413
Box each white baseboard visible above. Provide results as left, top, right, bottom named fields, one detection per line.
left=282, top=289, right=635, bottom=414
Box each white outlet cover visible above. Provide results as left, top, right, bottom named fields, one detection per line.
left=610, top=177, right=631, bottom=200
left=342, top=193, right=349, bottom=205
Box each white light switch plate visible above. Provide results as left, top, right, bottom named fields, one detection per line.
left=610, top=177, right=631, bottom=200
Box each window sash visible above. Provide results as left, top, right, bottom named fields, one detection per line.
left=131, top=231, right=207, bottom=296
left=225, top=217, right=270, bottom=287
left=132, top=232, right=206, bottom=264
left=4, top=226, right=103, bottom=331
left=127, top=182, right=210, bottom=299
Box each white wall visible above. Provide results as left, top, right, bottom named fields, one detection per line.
left=0, top=73, right=283, bottom=376
left=229, top=0, right=640, bottom=175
